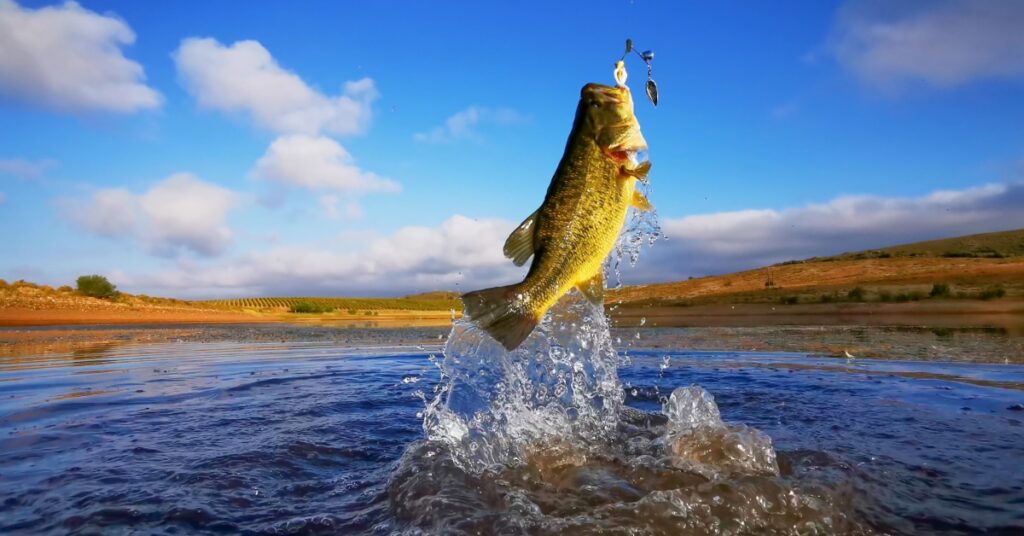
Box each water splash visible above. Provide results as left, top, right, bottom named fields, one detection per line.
left=392, top=192, right=865, bottom=532
left=607, top=184, right=663, bottom=289
left=392, top=290, right=865, bottom=533
left=423, top=292, right=623, bottom=473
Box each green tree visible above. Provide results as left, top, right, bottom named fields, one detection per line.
left=76, top=275, right=118, bottom=299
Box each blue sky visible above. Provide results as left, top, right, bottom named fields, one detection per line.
left=1, top=0, right=1023, bottom=298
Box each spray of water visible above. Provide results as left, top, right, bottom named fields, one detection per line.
left=390, top=200, right=865, bottom=534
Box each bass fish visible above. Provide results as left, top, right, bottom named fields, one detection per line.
left=463, top=81, right=652, bottom=350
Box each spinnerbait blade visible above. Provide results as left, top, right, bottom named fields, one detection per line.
left=621, top=39, right=659, bottom=107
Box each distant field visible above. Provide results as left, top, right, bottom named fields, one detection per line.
left=4, top=228, right=1022, bottom=327
left=198, top=296, right=461, bottom=312
left=611, top=228, right=1024, bottom=308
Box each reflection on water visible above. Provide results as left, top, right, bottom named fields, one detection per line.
left=0, top=328, right=1022, bottom=533
left=618, top=324, right=1024, bottom=363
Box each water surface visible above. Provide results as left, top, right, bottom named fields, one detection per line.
left=0, top=327, right=1022, bottom=534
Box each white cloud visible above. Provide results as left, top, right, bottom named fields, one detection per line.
left=626, top=181, right=1024, bottom=283
left=71, top=187, right=136, bottom=236
left=174, top=37, right=377, bottom=136
left=319, top=195, right=364, bottom=220
left=251, top=135, right=399, bottom=194
left=118, top=215, right=523, bottom=298
left=64, top=173, right=238, bottom=257
left=0, top=0, right=161, bottom=113
left=0, top=157, right=57, bottom=179
left=414, top=106, right=526, bottom=143
left=829, top=0, right=1024, bottom=91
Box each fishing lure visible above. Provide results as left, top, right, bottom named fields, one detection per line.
left=619, top=38, right=658, bottom=106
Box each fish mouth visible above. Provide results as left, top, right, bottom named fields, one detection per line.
left=603, top=146, right=643, bottom=163
left=587, top=84, right=625, bottom=105
left=582, top=83, right=648, bottom=162
left=604, top=132, right=648, bottom=163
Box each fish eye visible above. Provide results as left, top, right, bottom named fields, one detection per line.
left=590, top=101, right=600, bottom=108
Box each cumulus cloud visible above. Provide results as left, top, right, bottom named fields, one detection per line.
left=0, top=0, right=161, bottom=113
left=118, top=215, right=523, bottom=298
left=829, top=0, right=1024, bottom=91
left=64, top=173, right=238, bottom=257
left=251, top=135, right=399, bottom=194
left=414, top=106, right=526, bottom=143
left=174, top=37, right=377, bottom=136
left=319, top=195, right=364, bottom=220
left=626, top=181, right=1024, bottom=283
left=0, top=157, right=57, bottom=179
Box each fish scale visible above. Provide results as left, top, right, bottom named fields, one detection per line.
left=528, top=135, right=636, bottom=314
left=462, top=82, right=651, bottom=351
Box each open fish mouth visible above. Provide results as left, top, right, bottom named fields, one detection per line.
left=603, top=138, right=648, bottom=163
left=604, top=147, right=643, bottom=163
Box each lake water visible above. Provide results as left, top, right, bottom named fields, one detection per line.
left=1, top=319, right=1022, bottom=534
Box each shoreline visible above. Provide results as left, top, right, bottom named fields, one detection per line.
left=1, top=299, right=1022, bottom=330
left=0, top=308, right=456, bottom=328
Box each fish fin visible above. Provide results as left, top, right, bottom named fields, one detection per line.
left=503, top=209, right=539, bottom=267
left=631, top=191, right=653, bottom=211
left=576, top=272, right=605, bottom=305
left=462, top=285, right=539, bottom=351
left=621, top=161, right=651, bottom=182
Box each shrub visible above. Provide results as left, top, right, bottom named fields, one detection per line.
left=846, top=287, right=865, bottom=301
left=290, top=301, right=334, bottom=313
left=76, top=275, right=118, bottom=299
left=878, top=291, right=893, bottom=302
left=0, top=278, right=7, bottom=288
left=979, top=286, right=1006, bottom=300
left=780, top=295, right=799, bottom=305
left=347, top=308, right=358, bottom=315
left=930, top=283, right=951, bottom=298
left=57, top=285, right=73, bottom=293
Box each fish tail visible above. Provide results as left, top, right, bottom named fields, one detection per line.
left=461, top=284, right=539, bottom=351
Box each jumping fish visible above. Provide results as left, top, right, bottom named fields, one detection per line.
left=463, top=72, right=652, bottom=350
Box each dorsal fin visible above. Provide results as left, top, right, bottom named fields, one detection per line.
left=503, top=209, right=539, bottom=267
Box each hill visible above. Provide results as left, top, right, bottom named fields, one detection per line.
left=611, top=229, right=1024, bottom=307
left=798, top=228, right=1024, bottom=263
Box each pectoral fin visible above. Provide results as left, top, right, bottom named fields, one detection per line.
left=631, top=191, right=653, bottom=211
left=503, top=209, right=539, bottom=267
left=576, top=272, right=605, bottom=304
left=621, top=161, right=651, bottom=183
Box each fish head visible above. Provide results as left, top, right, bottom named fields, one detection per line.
left=579, top=83, right=648, bottom=161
